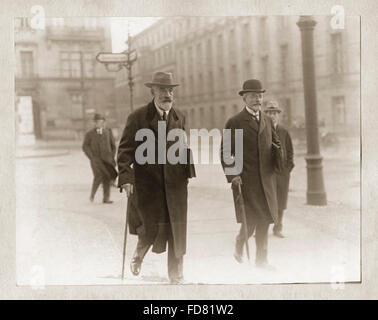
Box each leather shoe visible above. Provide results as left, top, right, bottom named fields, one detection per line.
left=273, top=231, right=285, bottom=238
left=130, top=257, right=142, bottom=276
left=233, top=252, right=243, bottom=263
left=103, top=200, right=113, bottom=204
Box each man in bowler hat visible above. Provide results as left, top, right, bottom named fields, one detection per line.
left=221, top=79, right=282, bottom=269
left=264, top=101, right=294, bottom=238
left=117, top=71, right=195, bottom=284
left=82, top=113, right=117, bottom=204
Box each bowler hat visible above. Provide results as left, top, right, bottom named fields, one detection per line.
left=238, top=79, right=265, bottom=96
left=145, top=71, right=179, bottom=88
left=264, top=101, right=282, bottom=113
left=93, top=113, right=105, bottom=121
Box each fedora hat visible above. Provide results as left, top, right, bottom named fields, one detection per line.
left=264, top=100, right=282, bottom=113
left=145, top=71, right=179, bottom=88
left=238, top=79, right=265, bottom=96
left=93, top=113, right=105, bottom=121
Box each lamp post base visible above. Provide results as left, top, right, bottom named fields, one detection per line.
left=305, top=154, right=327, bottom=206
left=306, top=191, right=327, bottom=206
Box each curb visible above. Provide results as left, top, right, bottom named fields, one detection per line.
left=16, top=149, right=70, bottom=159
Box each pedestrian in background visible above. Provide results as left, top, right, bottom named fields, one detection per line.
left=264, top=101, right=294, bottom=238
left=82, top=113, right=117, bottom=204
left=221, top=79, right=282, bottom=270
left=117, top=72, right=195, bottom=284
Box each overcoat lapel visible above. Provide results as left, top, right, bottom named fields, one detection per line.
left=258, top=111, right=266, bottom=135
left=147, top=101, right=160, bottom=134
left=242, top=108, right=259, bottom=132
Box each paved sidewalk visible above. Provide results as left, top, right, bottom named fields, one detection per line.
left=16, top=143, right=360, bottom=286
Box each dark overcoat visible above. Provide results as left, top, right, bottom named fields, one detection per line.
left=221, top=108, right=281, bottom=225
left=275, top=125, right=294, bottom=210
left=117, top=101, right=195, bottom=258
left=82, top=127, right=117, bottom=181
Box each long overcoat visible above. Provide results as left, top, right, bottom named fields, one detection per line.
left=221, top=108, right=281, bottom=225
left=275, top=125, right=294, bottom=210
left=82, top=127, right=118, bottom=181
left=117, top=101, right=195, bottom=258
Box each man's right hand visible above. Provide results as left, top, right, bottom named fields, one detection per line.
left=231, top=176, right=242, bottom=187
left=121, top=183, right=134, bottom=197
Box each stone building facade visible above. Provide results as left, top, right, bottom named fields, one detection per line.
left=115, top=16, right=360, bottom=138
left=15, top=17, right=116, bottom=140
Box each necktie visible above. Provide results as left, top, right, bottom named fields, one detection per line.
left=97, top=128, right=103, bottom=134
left=252, top=113, right=259, bottom=123
left=162, top=112, right=167, bottom=121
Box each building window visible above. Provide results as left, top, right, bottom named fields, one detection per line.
left=61, top=52, right=80, bottom=78
left=243, top=59, right=251, bottom=80
left=83, top=53, right=94, bottom=77
left=20, top=51, right=34, bottom=78
left=260, top=55, right=269, bottom=86
left=332, top=96, right=346, bottom=126
left=60, top=52, right=94, bottom=78
left=190, top=108, right=195, bottom=127
left=196, top=43, right=202, bottom=68
left=280, top=44, right=289, bottom=82
left=242, top=23, right=250, bottom=53
left=198, top=73, right=203, bottom=96
left=189, top=75, right=194, bottom=96
left=199, top=107, right=205, bottom=127
left=229, top=28, right=236, bottom=57
left=218, top=67, right=225, bottom=90
left=230, top=64, right=238, bottom=88
left=331, top=33, right=343, bottom=74
left=71, top=93, right=83, bottom=119
left=207, top=70, right=214, bottom=95
left=259, top=17, right=268, bottom=50
left=206, top=38, right=213, bottom=68
left=216, top=34, right=224, bottom=66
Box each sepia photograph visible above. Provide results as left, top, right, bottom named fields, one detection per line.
left=14, top=13, right=361, bottom=287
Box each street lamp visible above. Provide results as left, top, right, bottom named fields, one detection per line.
left=296, top=16, right=327, bottom=206
left=96, top=32, right=138, bottom=112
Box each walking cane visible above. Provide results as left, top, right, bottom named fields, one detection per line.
left=237, top=183, right=250, bottom=262
left=121, top=190, right=130, bottom=280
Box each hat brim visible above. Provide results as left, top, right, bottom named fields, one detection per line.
left=145, top=82, right=180, bottom=88
left=239, top=89, right=266, bottom=96
left=264, top=109, right=282, bottom=113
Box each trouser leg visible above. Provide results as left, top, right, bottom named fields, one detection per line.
left=90, top=173, right=102, bottom=200
left=255, top=222, right=270, bottom=265
left=167, top=227, right=183, bottom=281
left=235, top=222, right=256, bottom=257
left=102, top=177, right=111, bottom=202
left=133, top=236, right=151, bottom=262
left=273, top=210, right=284, bottom=233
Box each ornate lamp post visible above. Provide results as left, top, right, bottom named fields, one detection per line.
left=296, top=16, right=327, bottom=206
left=96, top=31, right=138, bottom=112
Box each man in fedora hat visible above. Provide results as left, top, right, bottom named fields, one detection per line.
left=82, top=113, right=117, bottom=204
left=264, top=101, right=294, bottom=238
left=117, top=71, right=195, bottom=284
left=221, top=79, right=282, bottom=269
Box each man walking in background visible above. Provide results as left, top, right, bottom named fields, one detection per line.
left=221, top=79, right=282, bottom=270
left=117, top=71, right=195, bottom=284
left=264, top=101, right=294, bottom=238
left=82, top=113, right=117, bottom=204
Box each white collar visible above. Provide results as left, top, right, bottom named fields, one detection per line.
left=245, top=106, right=260, bottom=116
left=154, top=100, right=171, bottom=118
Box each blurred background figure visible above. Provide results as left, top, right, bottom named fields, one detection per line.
left=82, top=113, right=117, bottom=204
left=264, top=101, right=294, bottom=238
